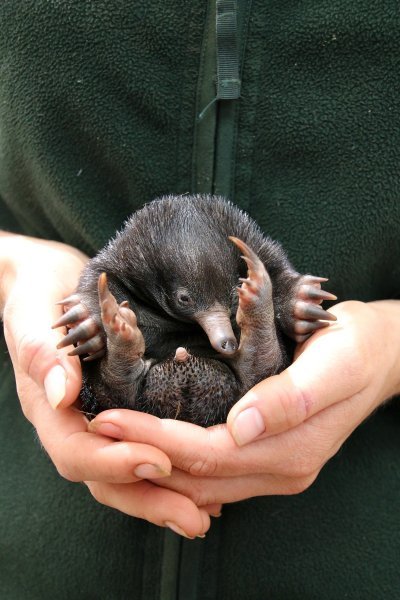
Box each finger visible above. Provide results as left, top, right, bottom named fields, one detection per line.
left=154, top=401, right=361, bottom=505
left=153, top=468, right=320, bottom=505
left=87, top=408, right=303, bottom=478
left=27, top=393, right=172, bottom=484
left=87, top=387, right=363, bottom=480
left=201, top=503, right=223, bottom=517
left=88, top=409, right=240, bottom=474
left=227, top=304, right=371, bottom=444
left=4, top=278, right=82, bottom=408
left=85, top=480, right=211, bottom=538
left=57, top=435, right=173, bottom=483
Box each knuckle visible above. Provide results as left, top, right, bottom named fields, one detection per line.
left=15, top=380, right=37, bottom=420
left=55, top=460, right=80, bottom=483
left=186, top=484, right=213, bottom=507
left=17, top=333, right=57, bottom=385
left=284, top=452, right=320, bottom=479
left=273, top=383, right=313, bottom=430
left=285, top=473, right=318, bottom=495
left=51, top=440, right=83, bottom=483
left=338, top=344, right=368, bottom=388
left=188, top=454, right=218, bottom=477
left=17, top=334, right=44, bottom=376
left=86, top=482, right=107, bottom=505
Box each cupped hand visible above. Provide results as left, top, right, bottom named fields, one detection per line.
left=88, top=300, right=400, bottom=506
left=1, top=233, right=217, bottom=537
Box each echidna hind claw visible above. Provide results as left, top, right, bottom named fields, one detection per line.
left=230, top=237, right=271, bottom=314
left=98, top=273, right=145, bottom=355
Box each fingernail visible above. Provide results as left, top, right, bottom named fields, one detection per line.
left=134, top=463, right=171, bottom=479
left=210, top=511, right=222, bottom=518
left=44, top=365, right=67, bottom=409
left=231, top=407, right=265, bottom=446
left=165, top=522, right=195, bottom=539
left=88, top=421, right=123, bottom=439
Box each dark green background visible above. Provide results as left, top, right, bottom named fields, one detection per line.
left=0, top=1, right=399, bottom=598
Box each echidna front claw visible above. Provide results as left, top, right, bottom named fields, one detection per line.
left=53, top=292, right=105, bottom=359
left=289, top=274, right=337, bottom=343
left=68, top=334, right=106, bottom=357
left=52, top=303, right=89, bottom=329
left=55, top=294, right=81, bottom=307
left=296, top=284, right=337, bottom=304
left=294, top=300, right=337, bottom=322
left=56, top=318, right=100, bottom=349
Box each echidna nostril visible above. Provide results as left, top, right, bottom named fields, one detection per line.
left=220, top=338, right=238, bottom=354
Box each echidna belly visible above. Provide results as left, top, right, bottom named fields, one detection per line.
left=138, top=355, right=241, bottom=427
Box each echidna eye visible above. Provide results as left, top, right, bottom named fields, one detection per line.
left=177, top=292, right=192, bottom=306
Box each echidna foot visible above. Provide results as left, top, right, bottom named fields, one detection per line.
left=98, top=273, right=145, bottom=359
left=229, top=236, right=273, bottom=326
left=174, top=347, right=191, bottom=362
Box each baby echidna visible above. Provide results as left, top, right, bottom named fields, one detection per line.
left=54, top=195, right=336, bottom=426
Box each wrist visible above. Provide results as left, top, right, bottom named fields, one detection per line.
left=0, top=232, right=21, bottom=316
left=0, top=232, right=88, bottom=318
left=369, top=300, right=400, bottom=399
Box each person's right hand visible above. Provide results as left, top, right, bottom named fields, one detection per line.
left=0, top=233, right=216, bottom=538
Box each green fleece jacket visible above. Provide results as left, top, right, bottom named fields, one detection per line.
left=1, top=1, right=399, bottom=598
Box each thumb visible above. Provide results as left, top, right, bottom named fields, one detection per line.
left=4, top=279, right=82, bottom=409
left=226, top=371, right=309, bottom=447
left=226, top=314, right=364, bottom=446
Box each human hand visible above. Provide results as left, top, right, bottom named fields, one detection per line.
left=88, top=300, right=400, bottom=506
left=0, top=233, right=217, bottom=537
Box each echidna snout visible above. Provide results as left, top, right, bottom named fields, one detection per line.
left=195, top=306, right=238, bottom=356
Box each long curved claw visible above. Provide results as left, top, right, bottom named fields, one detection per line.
left=293, top=332, right=320, bottom=344
left=53, top=291, right=105, bottom=360
left=294, top=300, right=337, bottom=322
left=229, top=236, right=272, bottom=319
left=83, top=349, right=107, bottom=362
left=285, top=274, right=338, bottom=342
left=68, top=334, right=106, bottom=357
left=297, top=284, right=337, bottom=303
left=56, top=318, right=99, bottom=349
left=98, top=272, right=122, bottom=326
left=97, top=272, right=145, bottom=355
left=229, top=236, right=265, bottom=281
left=98, top=273, right=138, bottom=342
left=301, top=275, right=329, bottom=284
left=293, top=319, right=331, bottom=335
left=98, top=271, right=110, bottom=302
left=55, top=294, right=81, bottom=306
left=52, top=303, right=89, bottom=329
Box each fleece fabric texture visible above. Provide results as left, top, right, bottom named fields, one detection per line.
left=0, top=1, right=400, bottom=599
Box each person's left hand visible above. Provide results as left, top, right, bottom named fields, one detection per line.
left=87, top=300, right=400, bottom=510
